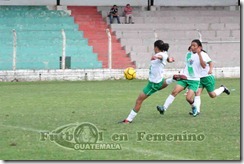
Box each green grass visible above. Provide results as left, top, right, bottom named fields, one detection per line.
left=0, top=78, right=240, bottom=160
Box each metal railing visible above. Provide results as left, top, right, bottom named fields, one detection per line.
left=61, top=29, right=66, bottom=70
left=106, top=28, right=112, bottom=69
left=5, top=29, right=68, bottom=71
left=12, top=29, right=17, bottom=71
left=196, top=29, right=240, bottom=44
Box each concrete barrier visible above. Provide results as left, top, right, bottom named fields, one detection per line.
left=0, top=67, right=239, bottom=82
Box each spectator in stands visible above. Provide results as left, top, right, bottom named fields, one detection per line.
left=124, top=4, right=134, bottom=24
left=108, top=5, right=121, bottom=24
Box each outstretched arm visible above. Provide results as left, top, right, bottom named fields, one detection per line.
left=151, top=56, right=174, bottom=63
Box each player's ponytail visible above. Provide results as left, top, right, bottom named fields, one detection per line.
left=154, top=40, right=169, bottom=52
left=201, top=49, right=207, bottom=53
left=161, top=43, right=169, bottom=52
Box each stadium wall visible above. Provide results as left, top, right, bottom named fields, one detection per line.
left=60, top=0, right=239, bottom=6
left=0, top=0, right=56, bottom=5
left=0, top=0, right=239, bottom=6
left=0, top=67, right=240, bottom=82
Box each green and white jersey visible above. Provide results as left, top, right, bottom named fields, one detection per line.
left=182, top=51, right=202, bottom=81
left=149, top=52, right=168, bottom=83
left=200, top=51, right=212, bottom=77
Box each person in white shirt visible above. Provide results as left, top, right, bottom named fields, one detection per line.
left=189, top=50, right=230, bottom=115
left=119, top=40, right=186, bottom=123
left=157, top=39, right=206, bottom=117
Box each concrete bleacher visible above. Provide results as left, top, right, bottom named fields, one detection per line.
left=97, top=6, right=240, bottom=69
left=0, top=6, right=102, bottom=70
left=67, top=6, right=134, bottom=69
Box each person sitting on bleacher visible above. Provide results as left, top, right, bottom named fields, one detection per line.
left=124, top=4, right=134, bottom=24
left=108, top=5, right=121, bottom=24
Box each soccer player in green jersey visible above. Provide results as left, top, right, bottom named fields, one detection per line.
left=156, top=39, right=207, bottom=117
left=119, top=40, right=186, bottom=123
left=189, top=49, right=230, bottom=115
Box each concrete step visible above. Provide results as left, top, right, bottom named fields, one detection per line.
left=69, top=6, right=135, bottom=68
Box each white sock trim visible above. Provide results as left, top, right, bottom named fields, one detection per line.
left=214, top=87, right=225, bottom=96
left=166, top=77, right=174, bottom=85
left=194, top=96, right=201, bottom=113
left=163, top=94, right=175, bottom=110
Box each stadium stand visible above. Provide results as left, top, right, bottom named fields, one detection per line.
left=0, top=6, right=102, bottom=70
left=97, top=6, right=240, bottom=69
left=67, top=6, right=135, bottom=69
left=0, top=3, right=240, bottom=71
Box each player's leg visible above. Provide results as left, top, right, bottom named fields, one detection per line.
left=134, top=92, right=149, bottom=112
left=187, top=80, right=200, bottom=117
left=119, top=93, right=149, bottom=124
left=121, top=92, right=148, bottom=123
left=162, top=74, right=188, bottom=90
left=186, top=89, right=196, bottom=114
left=207, top=76, right=217, bottom=98
left=204, top=75, right=217, bottom=98
left=157, top=80, right=187, bottom=115
left=161, top=77, right=174, bottom=90
left=191, top=79, right=204, bottom=114
left=119, top=80, right=162, bottom=123
left=209, top=77, right=230, bottom=97
left=190, top=76, right=210, bottom=115
left=209, top=85, right=230, bottom=97
left=189, top=88, right=202, bottom=115
left=206, top=75, right=230, bottom=98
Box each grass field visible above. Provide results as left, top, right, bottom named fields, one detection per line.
left=0, top=78, right=240, bottom=160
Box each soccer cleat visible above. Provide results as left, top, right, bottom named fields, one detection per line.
left=157, top=106, right=165, bottom=115
left=118, top=119, right=132, bottom=124
left=191, top=106, right=198, bottom=117
left=189, top=111, right=200, bottom=116
left=221, top=85, right=230, bottom=95
left=173, top=74, right=187, bottom=81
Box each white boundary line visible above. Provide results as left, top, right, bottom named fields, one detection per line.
left=1, top=124, right=192, bottom=160
left=123, top=146, right=192, bottom=160
left=0, top=124, right=47, bottom=133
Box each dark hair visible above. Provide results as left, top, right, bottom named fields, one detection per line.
left=154, top=40, right=169, bottom=52
left=192, top=39, right=202, bottom=46
left=191, top=39, right=207, bottom=53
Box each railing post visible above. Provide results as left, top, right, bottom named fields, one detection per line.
left=13, top=29, right=17, bottom=71
left=61, top=29, right=66, bottom=70
left=106, top=29, right=112, bottom=69
left=154, top=29, right=158, bottom=41
left=196, top=29, right=203, bottom=42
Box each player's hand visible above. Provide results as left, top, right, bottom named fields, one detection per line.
left=208, top=70, right=212, bottom=74
left=168, top=57, right=175, bottom=63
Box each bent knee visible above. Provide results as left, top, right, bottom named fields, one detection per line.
left=208, top=92, right=216, bottom=98
left=186, top=97, right=192, bottom=103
